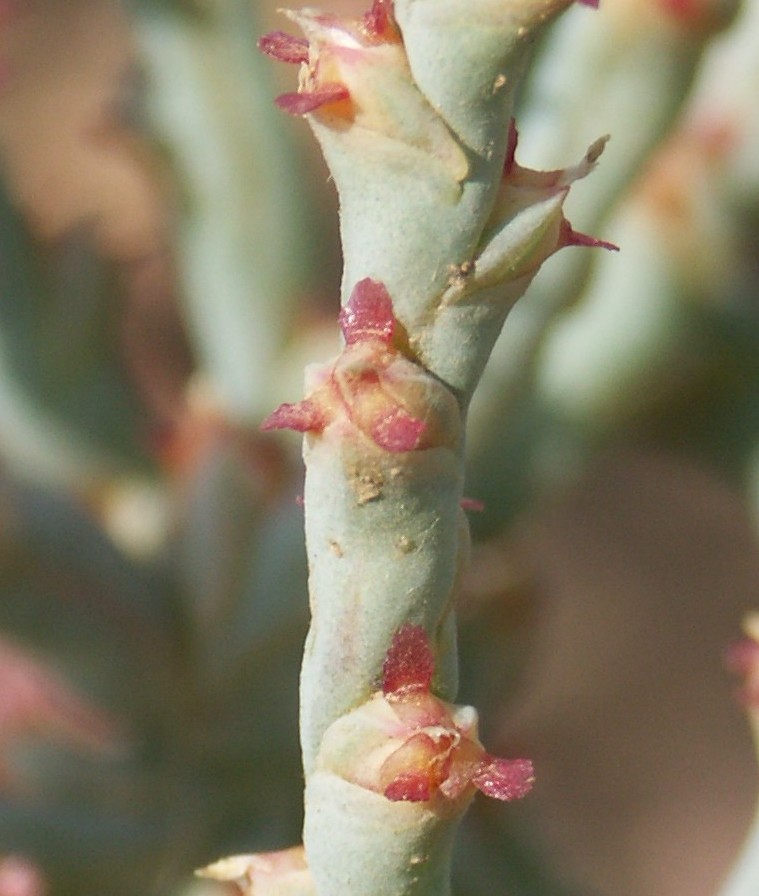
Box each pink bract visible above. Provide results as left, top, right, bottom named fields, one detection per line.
left=258, top=30, right=309, bottom=64
left=275, top=84, right=351, bottom=116
left=382, top=623, right=435, bottom=697
left=339, top=278, right=395, bottom=345
left=259, top=1, right=401, bottom=118
left=260, top=399, right=327, bottom=435
left=559, top=220, right=620, bottom=253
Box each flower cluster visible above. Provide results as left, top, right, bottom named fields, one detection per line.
left=259, top=0, right=600, bottom=133
left=439, top=119, right=618, bottom=307
left=259, top=0, right=470, bottom=182
left=259, top=0, right=400, bottom=118
left=319, top=624, right=534, bottom=804
left=261, top=279, right=460, bottom=453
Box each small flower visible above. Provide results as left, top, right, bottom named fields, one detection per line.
left=259, top=1, right=468, bottom=180
left=259, top=1, right=401, bottom=118
left=443, top=122, right=617, bottom=304
left=317, top=624, right=534, bottom=805
left=378, top=624, right=534, bottom=802
left=262, top=280, right=460, bottom=453
left=499, top=120, right=618, bottom=255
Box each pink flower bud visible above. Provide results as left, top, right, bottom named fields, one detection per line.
left=449, top=126, right=617, bottom=302
left=259, top=2, right=468, bottom=180
left=318, top=625, right=534, bottom=805
left=262, top=280, right=460, bottom=453
left=259, top=2, right=402, bottom=119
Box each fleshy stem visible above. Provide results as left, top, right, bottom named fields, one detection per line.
left=203, top=2, right=614, bottom=895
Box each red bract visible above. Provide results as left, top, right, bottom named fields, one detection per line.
left=382, top=623, right=434, bottom=697
left=275, top=84, right=350, bottom=116
left=258, top=31, right=309, bottom=65
left=376, top=625, right=534, bottom=803
left=261, top=398, right=327, bottom=435
left=559, top=219, right=619, bottom=252
left=339, top=278, right=395, bottom=345
left=262, top=280, right=436, bottom=454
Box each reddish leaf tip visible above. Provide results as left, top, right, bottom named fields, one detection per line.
left=560, top=221, right=619, bottom=252
left=340, top=279, right=396, bottom=345
left=260, top=399, right=326, bottom=435
left=275, top=84, right=350, bottom=116
left=577, top=0, right=600, bottom=7
left=258, top=31, right=309, bottom=65
left=472, top=757, right=535, bottom=801
left=382, top=624, right=435, bottom=697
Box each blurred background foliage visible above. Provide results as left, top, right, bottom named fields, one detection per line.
left=0, top=1, right=759, bottom=895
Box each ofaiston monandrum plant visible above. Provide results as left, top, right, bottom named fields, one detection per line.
left=200, top=1, right=615, bottom=894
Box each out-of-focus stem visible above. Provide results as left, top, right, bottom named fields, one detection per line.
left=135, top=0, right=312, bottom=423
left=470, top=0, right=740, bottom=453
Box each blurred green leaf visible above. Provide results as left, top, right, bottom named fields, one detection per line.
left=0, top=187, right=150, bottom=475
